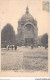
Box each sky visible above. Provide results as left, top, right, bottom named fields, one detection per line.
left=0, top=0, right=49, bottom=36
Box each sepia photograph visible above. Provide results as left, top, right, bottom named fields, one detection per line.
left=0, top=0, right=49, bottom=77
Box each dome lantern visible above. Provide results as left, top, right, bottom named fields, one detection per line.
left=21, top=6, right=34, bottom=22
left=26, top=6, right=29, bottom=14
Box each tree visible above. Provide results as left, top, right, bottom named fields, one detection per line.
left=1, top=23, right=16, bottom=46
left=41, top=33, right=48, bottom=48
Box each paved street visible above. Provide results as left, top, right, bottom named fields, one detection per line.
left=1, top=46, right=48, bottom=71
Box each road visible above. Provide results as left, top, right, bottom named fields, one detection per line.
left=1, top=46, right=48, bottom=71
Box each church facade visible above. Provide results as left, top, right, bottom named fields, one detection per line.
left=17, top=6, right=38, bottom=46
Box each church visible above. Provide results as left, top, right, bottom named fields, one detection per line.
left=17, top=6, right=38, bottom=46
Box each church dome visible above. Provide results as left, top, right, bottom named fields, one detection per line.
left=21, top=6, right=34, bottom=22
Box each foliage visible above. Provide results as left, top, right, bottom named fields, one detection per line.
left=41, top=33, right=48, bottom=48
left=1, top=23, right=16, bottom=45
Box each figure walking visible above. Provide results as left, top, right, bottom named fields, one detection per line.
left=15, top=44, right=17, bottom=50
left=31, top=44, right=33, bottom=49
left=12, top=45, right=13, bottom=50
left=7, top=45, right=9, bottom=51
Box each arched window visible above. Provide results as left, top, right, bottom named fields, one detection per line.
left=26, top=24, right=33, bottom=31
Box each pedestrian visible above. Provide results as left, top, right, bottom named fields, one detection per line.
left=12, top=45, right=13, bottom=50
left=31, top=44, right=33, bottom=49
left=7, top=45, right=9, bottom=51
left=15, top=44, right=17, bottom=50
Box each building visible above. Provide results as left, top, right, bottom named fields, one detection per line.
left=17, top=6, right=38, bottom=46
